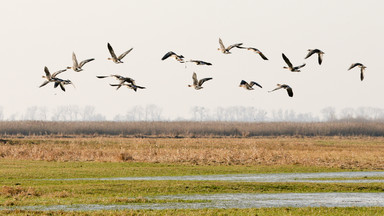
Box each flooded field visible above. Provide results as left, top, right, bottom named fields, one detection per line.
left=3, top=193, right=384, bottom=211
left=46, top=171, right=384, bottom=183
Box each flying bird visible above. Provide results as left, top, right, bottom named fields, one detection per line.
left=67, top=52, right=95, bottom=72
left=305, top=49, right=324, bottom=65
left=246, top=47, right=268, bottom=60
left=186, top=60, right=212, bottom=66
left=218, top=38, right=244, bottom=54
left=282, top=53, right=306, bottom=72
left=110, top=83, right=145, bottom=92
left=269, top=84, right=293, bottom=97
left=107, top=43, right=133, bottom=64
left=348, top=63, right=367, bottom=81
left=161, top=51, right=185, bottom=63
left=53, top=78, right=75, bottom=92
left=188, top=72, right=212, bottom=90
left=97, top=75, right=135, bottom=85
left=39, top=66, right=67, bottom=88
left=239, top=80, right=262, bottom=90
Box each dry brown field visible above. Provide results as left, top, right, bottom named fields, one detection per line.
left=1, top=136, right=384, bottom=170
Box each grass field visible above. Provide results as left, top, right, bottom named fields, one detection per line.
left=1, top=135, right=384, bottom=215
left=1, top=136, right=384, bottom=169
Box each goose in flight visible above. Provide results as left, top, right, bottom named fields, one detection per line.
left=110, top=83, right=145, bottom=91
left=186, top=60, right=212, bottom=66
left=107, top=43, right=133, bottom=64
left=39, top=66, right=67, bottom=88
left=96, top=75, right=135, bottom=85
left=67, top=52, right=95, bottom=72
left=269, top=84, right=293, bottom=97
left=282, top=53, right=306, bottom=72
left=239, top=80, right=262, bottom=90
left=53, top=78, right=75, bottom=92
left=218, top=38, right=244, bottom=54
left=348, top=63, right=367, bottom=81
left=188, top=72, right=212, bottom=90
left=246, top=47, right=268, bottom=60
left=305, top=49, right=324, bottom=65
left=161, top=51, right=185, bottom=63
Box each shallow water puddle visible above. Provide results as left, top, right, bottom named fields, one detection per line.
left=3, top=193, right=384, bottom=211
left=46, top=171, right=384, bottom=183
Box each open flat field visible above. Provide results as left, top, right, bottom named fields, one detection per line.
left=0, top=136, right=384, bottom=169
left=1, top=131, right=384, bottom=214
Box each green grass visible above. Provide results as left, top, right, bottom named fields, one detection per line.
left=2, top=207, right=384, bottom=216
left=0, top=159, right=360, bottom=180
left=1, top=160, right=384, bottom=207
left=2, top=181, right=384, bottom=206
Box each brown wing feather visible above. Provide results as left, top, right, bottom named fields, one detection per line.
left=107, top=43, right=117, bottom=60
left=118, top=48, right=133, bottom=60
left=79, top=58, right=95, bottom=68
left=219, top=38, right=226, bottom=51
left=198, top=77, right=212, bottom=86
left=44, top=66, right=51, bottom=79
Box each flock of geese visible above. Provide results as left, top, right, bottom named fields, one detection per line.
left=40, top=39, right=367, bottom=97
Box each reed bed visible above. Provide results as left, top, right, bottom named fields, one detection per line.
left=1, top=137, right=383, bottom=169
left=0, top=121, right=384, bottom=137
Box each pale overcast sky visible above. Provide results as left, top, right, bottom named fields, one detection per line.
left=1, top=0, right=383, bottom=120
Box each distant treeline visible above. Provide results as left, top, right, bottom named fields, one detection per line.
left=0, top=121, right=384, bottom=137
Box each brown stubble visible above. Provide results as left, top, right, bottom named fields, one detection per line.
left=0, top=137, right=384, bottom=169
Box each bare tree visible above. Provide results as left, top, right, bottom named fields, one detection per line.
left=321, top=107, right=337, bottom=121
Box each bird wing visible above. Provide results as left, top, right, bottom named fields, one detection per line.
left=110, top=83, right=123, bottom=90
left=240, top=80, right=247, bottom=85
left=107, top=43, right=117, bottom=60
left=192, top=72, right=198, bottom=86
left=269, top=84, right=283, bottom=93
left=118, top=48, right=133, bottom=60
left=218, top=38, right=226, bottom=51
left=51, top=69, right=67, bottom=78
left=44, top=66, right=51, bottom=79
left=227, top=43, right=243, bottom=50
left=297, top=63, right=306, bottom=69
left=318, top=53, right=323, bottom=65
left=198, top=77, right=212, bottom=86
left=72, top=52, right=79, bottom=68
left=161, top=51, right=175, bottom=60
left=282, top=53, right=293, bottom=68
left=79, top=58, right=95, bottom=68
left=39, top=80, right=50, bottom=88
left=250, top=81, right=262, bottom=88
left=348, top=63, right=361, bottom=70
left=54, top=81, right=60, bottom=88
left=96, top=75, right=109, bottom=79
left=360, top=67, right=365, bottom=81
left=258, top=52, right=268, bottom=60
left=135, top=85, right=146, bottom=89
left=59, top=82, right=66, bottom=92
left=286, top=87, right=293, bottom=97
left=305, top=50, right=316, bottom=59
